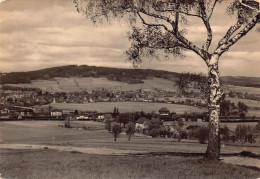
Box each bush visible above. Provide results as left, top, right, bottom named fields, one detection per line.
left=240, top=112, right=246, bottom=119
left=195, top=126, right=209, bottom=144
left=149, top=128, right=159, bottom=138
left=177, top=119, right=184, bottom=128
left=159, top=127, right=170, bottom=138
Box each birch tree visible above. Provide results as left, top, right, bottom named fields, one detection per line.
left=73, top=0, right=259, bottom=160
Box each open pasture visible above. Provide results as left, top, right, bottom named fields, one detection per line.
left=0, top=121, right=259, bottom=179
left=227, top=85, right=260, bottom=94
left=226, top=97, right=260, bottom=108
left=0, top=121, right=259, bottom=155
left=43, top=102, right=207, bottom=114
left=164, top=121, right=258, bottom=132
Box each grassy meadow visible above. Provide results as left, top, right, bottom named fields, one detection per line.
left=42, top=102, right=207, bottom=114
left=0, top=121, right=259, bottom=154
left=0, top=121, right=259, bottom=179
left=0, top=148, right=259, bottom=179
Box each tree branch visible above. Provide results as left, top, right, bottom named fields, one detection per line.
left=137, top=12, right=172, bottom=34
left=217, top=20, right=243, bottom=48
left=139, top=8, right=176, bottom=28
left=174, top=1, right=180, bottom=35
left=208, top=0, right=218, bottom=20
left=199, top=1, right=212, bottom=52
left=215, top=13, right=260, bottom=56
left=137, top=8, right=209, bottom=62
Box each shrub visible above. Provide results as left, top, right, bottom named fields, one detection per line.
left=159, top=127, right=170, bottom=138
left=149, top=128, right=159, bottom=138
left=240, top=112, right=246, bottom=119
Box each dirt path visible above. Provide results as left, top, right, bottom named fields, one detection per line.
left=221, top=156, right=260, bottom=169
left=0, top=143, right=259, bottom=169
left=0, top=143, right=145, bottom=155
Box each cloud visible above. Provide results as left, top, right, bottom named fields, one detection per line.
left=0, top=0, right=259, bottom=77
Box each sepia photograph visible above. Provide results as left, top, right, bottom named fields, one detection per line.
left=0, top=0, right=259, bottom=178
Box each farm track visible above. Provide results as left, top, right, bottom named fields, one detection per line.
left=0, top=143, right=145, bottom=155
left=0, top=143, right=259, bottom=169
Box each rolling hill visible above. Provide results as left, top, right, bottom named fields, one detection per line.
left=1, top=65, right=260, bottom=92
left=0, top=65, right=178, bottom=85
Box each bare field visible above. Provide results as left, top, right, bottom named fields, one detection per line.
left=41, top=102, right=207, bottom=114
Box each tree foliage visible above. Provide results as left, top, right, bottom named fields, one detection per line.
left=74, top=0, right=260, bottom=160
left=112, top=123, right=122, bottom=141
left=118, top=113, right=131, bottom=127
left=125, top=122, right=136, bottom=140
left=238, top=101, right=248, bottom=113
left=74, top=0, right=259, bottom=64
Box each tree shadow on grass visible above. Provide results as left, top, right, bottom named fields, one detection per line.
left=131, top=150, right=260, bottom=159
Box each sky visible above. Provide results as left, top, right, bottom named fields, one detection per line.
left=0, top=0, right=259, bottom=77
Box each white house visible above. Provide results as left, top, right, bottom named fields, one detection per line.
left=51, top=110, right=63, bottom=117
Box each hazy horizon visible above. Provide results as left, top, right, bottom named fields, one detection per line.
left=2, top=64, right=260, bottom=79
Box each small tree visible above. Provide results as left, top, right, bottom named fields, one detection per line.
left=238, top=102, right=248, bottom=113
left=220, top=125, right=229, bottom=142
left=148, top=118, right=161, bottom=130
left=220, top=100, right=231, bottom=116
left=105, top=120, right=112, bottom=132
left=112, top=123, right=122, bottom=141
left=177, top=119, right=184, bottom=128
left=240, top=112, right=246, bottom=119
left=255, top=121, right=260, bottom=132
left=64, top=117, right=71, bottom=128
left=125, top=122, right=135, bottom=141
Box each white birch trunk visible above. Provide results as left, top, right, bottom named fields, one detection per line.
left=206, top=54, right=222, bottom=160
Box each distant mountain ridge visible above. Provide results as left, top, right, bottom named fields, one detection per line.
left=1, top=65, right=260, bottom=88
left=0, top=65, right=178, bottom=85
left=221, top=76, right=260, bottom=88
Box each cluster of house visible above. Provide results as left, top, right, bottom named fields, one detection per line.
left=0, top=107, right=34, bottom=119
left=0, top=87, right=202, bottom=107
left=0, top=104, right=174, bottom=121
